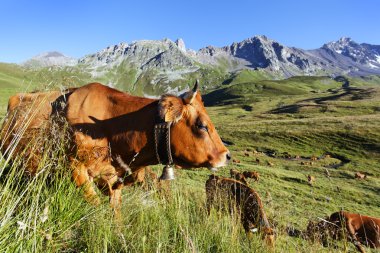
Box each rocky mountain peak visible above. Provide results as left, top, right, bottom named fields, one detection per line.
left=323, top=37, right=358, bottom=52
left=76, top=38, right=198, bottom=86
left=321, top=37, right=380, bottom=68
left=22, top=51, right=77, bottom=68
left=42, top=51, right=65, bottom=57
left=175, top=38, right=186, bottom=53
left=338, top=37, right=353, bottom=44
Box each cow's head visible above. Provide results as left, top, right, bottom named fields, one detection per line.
left=158, top=80, right=230, bottom=170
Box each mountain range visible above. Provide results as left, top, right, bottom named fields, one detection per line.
left=23, top=36, right=380, bottom=75
left=8, top=36, right=380, bottom=96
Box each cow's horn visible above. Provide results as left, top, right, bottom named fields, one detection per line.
left=183, top=80, right=199, bottom=104
left=192, top=79, right=199, bottom=92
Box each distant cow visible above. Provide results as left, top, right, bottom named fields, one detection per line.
left=230, top=169, right=248, bottom=185
left=205, top=175, right=274, bottom=246
left=243, top=171, right=260, bottom=182
left=307, top=175, right=316, bottom=186
left=355, top=172, right=367, bottom=180
left=306, top=211, right=380, bottom=252
left=310, top=156, right=318, bottom=161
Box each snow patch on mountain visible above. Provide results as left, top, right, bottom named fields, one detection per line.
left=376, top=55, right=380, bottom=63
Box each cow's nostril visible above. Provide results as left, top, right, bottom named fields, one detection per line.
left=226, top=152, right=232, bottom=161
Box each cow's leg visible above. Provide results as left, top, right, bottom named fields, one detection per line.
left=72, top=162, right=100, bottom=205
left=346, top=219, right=366, bottom=253
left=91, top=163, right=123, bottom=218
left=103, top=164, right=123, bottom=218
left=109, top=182, right=123, bottom=220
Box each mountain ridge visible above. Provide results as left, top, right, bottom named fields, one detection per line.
left=21, top=36, right=380, bottom=78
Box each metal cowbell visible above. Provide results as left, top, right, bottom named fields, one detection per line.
left=159, top=165, right=175, bottom=180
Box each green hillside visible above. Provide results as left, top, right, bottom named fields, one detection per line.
left=0, top=64, right=379, bottom=252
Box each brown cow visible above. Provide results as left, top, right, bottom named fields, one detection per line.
left=205, top=175, right=275, bottom=246
left=1, top=81, right=230, bottom=215
left=307, top=175, right=316, bottom=186
left=65, top=82, right=230, bottom=208
left=329, top=211, right=380, bottom=252
left=230, top=169, right=248, bottom=185
left=355, top=172, right=367, bottom=180
left=243, top=171, right=260, bottom=182
left=306, top=211, right=380, bottom=252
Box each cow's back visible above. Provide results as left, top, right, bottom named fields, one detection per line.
left=65, top=83, right=156, bottom=125
left=0, top=90, right=71, bottom=174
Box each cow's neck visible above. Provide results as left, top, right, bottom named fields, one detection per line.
left=109, top=99, right=162, bottom=170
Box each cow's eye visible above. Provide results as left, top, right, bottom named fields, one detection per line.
left=197, top=122, right=208, bottom=132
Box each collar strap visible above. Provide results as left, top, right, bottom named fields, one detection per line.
left=154, top=122, right=173, bottom=165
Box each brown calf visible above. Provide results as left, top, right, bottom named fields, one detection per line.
left=307, top=175, right=316, bottom=186
left=205, top=175, right=275, bottom=246
left=243, top=171, right=260, bottom=182
left=355, top=172, right=367, bottom=180
left=230, top=169, right=248, bottom=185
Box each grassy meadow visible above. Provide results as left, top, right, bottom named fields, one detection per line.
left=0, top=69, right=379, bottom=252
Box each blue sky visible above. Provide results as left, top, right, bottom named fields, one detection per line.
left=0, top=0, right=379, bottom=63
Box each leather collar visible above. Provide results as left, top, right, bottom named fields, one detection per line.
left=154, top=120, right=173, bottom=166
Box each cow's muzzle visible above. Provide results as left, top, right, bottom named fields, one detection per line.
left=208, top=151, right=231, bottom=172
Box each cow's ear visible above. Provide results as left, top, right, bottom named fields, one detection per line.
left=182, top=80, right=199, bottom=104
left=158, top=95, right=184, bottom=123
